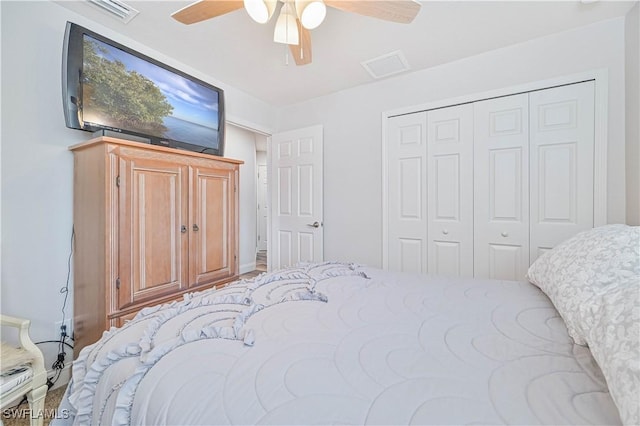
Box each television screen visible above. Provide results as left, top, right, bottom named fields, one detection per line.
left=63, top=22, right=225, bottom=156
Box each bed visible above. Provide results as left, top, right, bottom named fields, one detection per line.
left=55, top=224, right=639, bottom=425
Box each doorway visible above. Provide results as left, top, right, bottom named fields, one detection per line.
left=256, top=138, right=268, bottom=272
left=230, top=122, right=324, bottom=276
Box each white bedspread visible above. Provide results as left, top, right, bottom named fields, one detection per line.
left=59, top=263, right=621, bottom=425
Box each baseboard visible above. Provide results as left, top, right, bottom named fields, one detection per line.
left=240, top=261, right=257, bottom=274
left=48, top=364, right=72, bottom=391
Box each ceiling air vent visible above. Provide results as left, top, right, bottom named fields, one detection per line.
left=361, top=50, right=410, bottom=80
left=87, top=0, right=140, bottom=24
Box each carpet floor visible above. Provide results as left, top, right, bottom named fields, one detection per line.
left=2, top=385, right=66, bottom=426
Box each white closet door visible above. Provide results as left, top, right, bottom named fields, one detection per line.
left=387, top=112, right=428, bottom=273
left=529, top=81, right=595, bottom=262
left=474, top=94, right=530, bottom=281
left=427, top=104, right=474, bottom=277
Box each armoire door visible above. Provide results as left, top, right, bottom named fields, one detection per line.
left=118, top=155, right=189, bottom=309
left=427, top=104, right=474, bottom=277
left=387, top=112, right=428, bottom=273
left=473, top=93, right=530, bottom=281
left=529, top=81, right=595, bottom=262
left=189, top=165, right=237, bottom=287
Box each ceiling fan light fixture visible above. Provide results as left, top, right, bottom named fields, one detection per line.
left=274, top=2, right=299, bottom=45
left=244, top=0, right=277, bottom=24
left=295, top=0, right=326, bottom=30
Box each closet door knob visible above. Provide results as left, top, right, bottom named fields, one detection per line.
left=442, top=229, right=449, bottom=235
left=193, top=224, right=200, bottom=232
left=181, top=225, right=187, bottom=234
left=501, top=231, right=508, bottom=237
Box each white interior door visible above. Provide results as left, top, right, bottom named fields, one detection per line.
left=270, top=125, right=323, bottom=269
left=474, top=93, right=530, bottom=281
left=427, top=104, right=474, bottom=277
left=529, top=81, right=595, bottom=262
left=257, top=164, right=268, bottom=251
left=387, top=112, right=428, bottom=273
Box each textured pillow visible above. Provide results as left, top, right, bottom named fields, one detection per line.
left=526, top=224, right=640, bottom=345
left=581, top=277, right=640, bottom=426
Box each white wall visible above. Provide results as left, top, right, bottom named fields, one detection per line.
left=225, top=125, right=258, bottom=273
left=257, top=151, right=267, bottom=167
left=276, top=17, right=628, bottom=268
left=626, top=3, right=640, bottom=226
left=0, top=1, right=276, bottom=369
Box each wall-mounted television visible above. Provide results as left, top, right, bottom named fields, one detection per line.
left=62, top=22, right=225, bottom=156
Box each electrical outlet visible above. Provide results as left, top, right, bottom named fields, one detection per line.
left=55, top=319, right=72, bottom=338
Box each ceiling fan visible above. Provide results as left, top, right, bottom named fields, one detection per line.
left=171, top=0, right=422, bottom=65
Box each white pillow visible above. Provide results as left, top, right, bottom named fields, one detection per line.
left=582, top=276, right=640, bottom=426
left=527, top=224, right=640, bottom=425
left=527, top=224, right=640, bottom=345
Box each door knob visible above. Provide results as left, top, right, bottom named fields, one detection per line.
left=193, top=224, right=200, bottom=232
left=442, top=229, right=449, bottom=235
left=307, top=221, right=320, bottom=228
left=501, top=231, right=508, bottom=237
left=181, top=225, right=187, bottom=233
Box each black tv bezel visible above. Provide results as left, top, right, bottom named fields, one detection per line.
left=62, top=21, right=226, bottom=156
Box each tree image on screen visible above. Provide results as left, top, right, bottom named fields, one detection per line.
left=82, top=40, right=173, bottom=135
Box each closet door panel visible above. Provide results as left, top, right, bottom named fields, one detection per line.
left=529, top=82, right=595, bottom=263
left=474, top=94, right=530, bottom=281
left=387, top=113, right=428, bottom=273
left=427, top=104, right=474, bottom=277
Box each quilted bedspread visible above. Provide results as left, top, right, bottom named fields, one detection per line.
left=57, top=262, right=621, bottom=425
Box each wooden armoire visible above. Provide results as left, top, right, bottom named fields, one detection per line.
left=70, top=137, right=242, bottom=355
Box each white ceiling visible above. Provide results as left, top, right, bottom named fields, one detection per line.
left=55, top=0, right=636, bottom=107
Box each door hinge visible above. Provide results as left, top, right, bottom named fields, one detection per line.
left=116, top=277, right=120, bottom=290
left=116, top=175, right=120, bottom=187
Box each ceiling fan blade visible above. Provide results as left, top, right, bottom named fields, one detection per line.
left=172, top=0, right=244, bottom=25
left=290, top=19, right=312, bottom=66
left=324, top=0, right=421, bottom=24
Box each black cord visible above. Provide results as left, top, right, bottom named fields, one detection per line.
left=31, top=338, right=74, bottom=388
left=39, top=226, right=76, bottom=389
left=59, top=226, right=74, bottom=338
left=34, top=340, right=74, bottom=350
